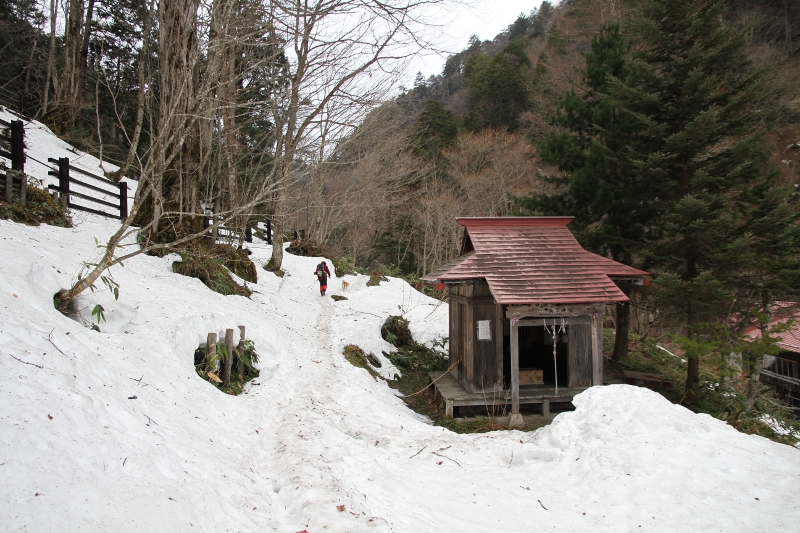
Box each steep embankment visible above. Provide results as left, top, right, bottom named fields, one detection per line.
left=1, top=211, right=800, bottom=532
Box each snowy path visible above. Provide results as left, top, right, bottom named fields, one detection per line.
left=1, top=212, right=800, bottom=532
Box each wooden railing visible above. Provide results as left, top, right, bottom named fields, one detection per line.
left=47, top=157, right=128, bottom=219
left=0, top=118, right=27, bottom=205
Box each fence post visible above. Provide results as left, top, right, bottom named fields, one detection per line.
left=265, top=218, right=272, bottom=245
left=17, top=171, right=26, bottom=207
left=223, top=328, right=234, bottom=386
left=4, top=172, right=10, bottom=203
left=118, top=181, right=128, bottom=219
left=10, top=120, right=25, bottom=207
left=237, top=325, right=246, bottom=381
left=10, top=120, right=24, bottom=172
left=206, top=333, right=217, bottom=369
left=58, top=157, right=69, bottom=210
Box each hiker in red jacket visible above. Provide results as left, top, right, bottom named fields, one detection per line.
left=315, top=261, right=332, bottom=296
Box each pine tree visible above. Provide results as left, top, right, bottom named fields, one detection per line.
left=410, top=100, right=460, bottom=159
left=516, top=22, right=649, bottom=360
left=612, top=0, right=800, bottom=401
left=463, top=39, right=530, bottom=131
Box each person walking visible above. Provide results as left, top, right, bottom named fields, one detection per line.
left=315, top=261, right=332, bottom=296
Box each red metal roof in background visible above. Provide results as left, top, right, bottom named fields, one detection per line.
left=744, top=302, right=800, bottom=354
left=433, top=217, right=648, bottom=305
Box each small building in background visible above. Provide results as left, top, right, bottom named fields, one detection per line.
left=421, top=217, right=647, bottom=426
left=745, top=302, right=800, bottom=415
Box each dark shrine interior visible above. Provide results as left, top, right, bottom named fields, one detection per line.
left=503, top=324, right=569, bottom=388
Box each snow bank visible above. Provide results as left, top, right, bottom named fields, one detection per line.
left=1, top=119, right=799, bottom=533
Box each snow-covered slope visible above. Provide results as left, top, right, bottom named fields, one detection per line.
left=1, top=121, right=800, bottom=532
left=0, top=108, right=135, bottom=215
left=3, top=214, right=800, bottom=533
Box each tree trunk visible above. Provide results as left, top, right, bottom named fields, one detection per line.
left=685, top=355, right=700, bottom=402
left=117, top=0, right=154, bottom=179
left=746, top=291, right=774, bottom=413
left=684, top=301, right=700, bottom=402
left=611, top=300, right=630, bottom=361
left=680, top=244, right=702, bottom=401
left=59, top=0, right=85, bottom=128
left=745, top=365, right=761, bottom=413
left=43, top=0, right=58, bottom=114
left=785, top=0, right=793, bottom=55
left=268, top=194, right=285, bottom=268
left=77, top=0, right=96, bottom=100
left=54, top=213, right=132, bottom=310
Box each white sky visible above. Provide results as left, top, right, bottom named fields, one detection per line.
left=403, top=0, right=544, bottom=86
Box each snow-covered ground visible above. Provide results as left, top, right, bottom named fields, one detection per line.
left=2, top=118, right=800, bottom=532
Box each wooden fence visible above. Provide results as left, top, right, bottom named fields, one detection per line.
left=47, top=157, right=129, bottom=219
left=0, top=118, right=27, bottom=204
left=0, top=117, right=129, bottom=219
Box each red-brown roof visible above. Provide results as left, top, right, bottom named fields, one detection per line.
left=431, top=217, right=648, bottom=305
left=744, top=302, right=800, bottom=354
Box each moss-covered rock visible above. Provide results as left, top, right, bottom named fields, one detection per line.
left=381, top=315, right=413, bottom=348
left=263, top=258, right=285, bottom=277
left=0, top=185, right=71, bottom=227
left=366, top=273, right=388, bottom=287
left=343, top=344, right=379, bottom=378
left=172, top=250, right=251, bottom=297
left=331, top=255, right=356, bottom=276
left=286, top=238, right=323, bottom=257
left=214, top=245, right=257, bottom=283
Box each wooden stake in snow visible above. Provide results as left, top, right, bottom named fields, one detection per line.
left=223, top=328, right=234, bottom=386
left=206, top=332, right=217, bottom=367
left=237, top=325, right=245, bottom=381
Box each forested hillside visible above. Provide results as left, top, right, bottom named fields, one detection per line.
left=313, top=0, right=799, bottom=277
left=1, top=0, right=796, bottom=272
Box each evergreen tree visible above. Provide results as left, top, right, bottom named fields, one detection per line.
left=463, top=39, right=530, bottom=131
left=516, top=22, right=649, bottom=360
left=0, top=0, right=46, bottom=114
left=530, top=1, right=554, bottom=39
left=507, top=13, right=531, bottom=40
left=410, top=99, right=460, bottom=159
left=611, top=0, right=800, bottom=401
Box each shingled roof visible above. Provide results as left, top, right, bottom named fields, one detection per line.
left=424, top=217, right=648, bottom=305
left=744, top=302, right=800, bottom=354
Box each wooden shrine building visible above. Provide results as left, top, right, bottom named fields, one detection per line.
left=421, top=217, right=647, bottom=426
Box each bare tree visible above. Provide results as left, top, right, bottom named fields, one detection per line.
left=53, top=0, right=96, bottom=128
left=446, top=129, right=541, bottom=217
left=42, top=0, right=58, bottom=115
left=56, top=0, right=458, bottom=309
left=56, top=0, right=285, bottom=307
left=114, top=0, right=156, bottom=180
left=264, top=0, right=453, bottom=270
